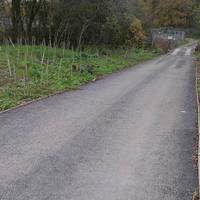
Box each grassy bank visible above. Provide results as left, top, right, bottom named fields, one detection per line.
left=0, top=45, right=160, bottom=111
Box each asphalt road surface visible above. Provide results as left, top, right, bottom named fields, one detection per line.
left=0, top=43, right=198, bottom=200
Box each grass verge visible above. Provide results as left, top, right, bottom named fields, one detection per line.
left=0, top=45, right=161, bottom=111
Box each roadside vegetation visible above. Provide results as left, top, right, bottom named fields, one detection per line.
left=196, top=48, right=200, bottom=98
left=195, top=45, right=200, bottom=126
left=0, top=45, right=160, bottom=111
left=195, top=49, right=200, bottom=200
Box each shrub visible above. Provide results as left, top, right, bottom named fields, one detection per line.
left=153, top=37, right=170, bottom=53
left=129, top=17, right=146, bottom=48
left=195, top=42, right=200, bottom=52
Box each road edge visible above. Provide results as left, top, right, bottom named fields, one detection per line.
left=195, top=57, right=200, bottom=200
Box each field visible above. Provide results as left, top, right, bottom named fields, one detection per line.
left=0, top=45, right=160, bottom=111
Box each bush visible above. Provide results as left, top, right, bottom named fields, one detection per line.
left=195, top=42, right=200, bottom=52
left=128, top=17, right=146, bottom=48
left=153, top=37, right=170, bottom=53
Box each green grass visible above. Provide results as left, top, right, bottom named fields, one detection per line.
left=0, top=45, right=161, bottom=111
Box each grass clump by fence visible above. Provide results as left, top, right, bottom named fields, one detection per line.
left=0, top=45, right=161, bottom=111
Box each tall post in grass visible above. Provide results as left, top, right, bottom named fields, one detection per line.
left=46, top=59, right=49, bottom=86
left=71, top=46, right=75, bottom=77
left=25, top=45, right=29, bottom=82
left=5, top=43, right=12, bottom=77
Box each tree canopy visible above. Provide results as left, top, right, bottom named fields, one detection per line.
left=0, top=0, right=199, bottom=47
